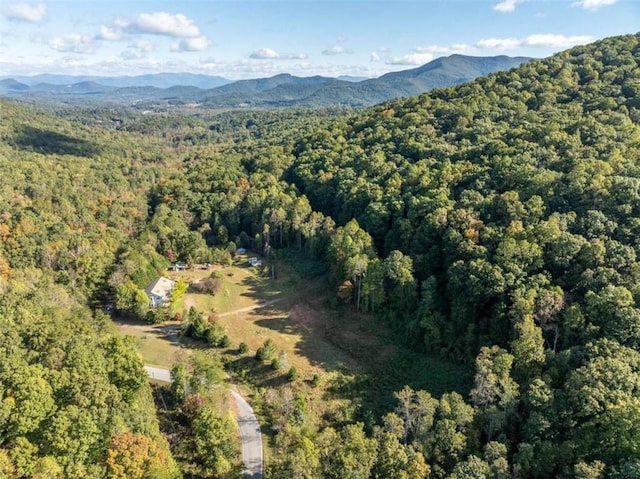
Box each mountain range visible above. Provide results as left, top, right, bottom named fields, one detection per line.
left=1, top=72, right=231, bottom=89
left=1, top=54, right=532, bottom=108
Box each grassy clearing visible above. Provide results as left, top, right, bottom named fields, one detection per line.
left=118, top=248, right=472, bottom=429
left=168, top=254, right=283, bottom=316
left=115, top=321, right=188, bottom=369
left=213, top=250, right=472, bottom=426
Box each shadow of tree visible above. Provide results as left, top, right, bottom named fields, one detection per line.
left=226, top=355, right=288, bottom=389
left=250, top=304, right=474, bottom=419
left=237, top=272, right=284, bottom=304
left=14, top=125, right=102, bottom=157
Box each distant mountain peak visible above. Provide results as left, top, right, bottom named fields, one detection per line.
left=0, top=54, right=532, bottom=108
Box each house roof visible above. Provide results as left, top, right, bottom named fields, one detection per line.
left=145, top=276, right=175, bottom=298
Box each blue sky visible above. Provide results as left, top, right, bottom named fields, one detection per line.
left=1, top=0, right=638, bottom=79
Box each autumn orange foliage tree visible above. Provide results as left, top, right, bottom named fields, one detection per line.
left=106, top=432, right=177, bottom=479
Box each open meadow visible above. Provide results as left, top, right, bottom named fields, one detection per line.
left=116, top=249, right=471, bottom=430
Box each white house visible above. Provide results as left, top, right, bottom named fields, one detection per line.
left=145, top=276, right=176, bottom=308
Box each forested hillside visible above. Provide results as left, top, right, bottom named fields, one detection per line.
left=0, top=103, right=182, bottom=477
left=292, top=33, right=640, bottom=355
left=1, top=33, right=639, bottom=478
left=286, top=33, right=640, bottom=476
left=0, top=101, right=346, bottom=477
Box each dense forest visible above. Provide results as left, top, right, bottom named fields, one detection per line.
left=1, top=33, right=639, bottom=478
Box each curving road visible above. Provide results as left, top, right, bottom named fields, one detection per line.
left=144, top=366, right=263, bottom=479
left=230, top=390, right=263, bottom=479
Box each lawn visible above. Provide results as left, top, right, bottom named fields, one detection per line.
left=116, top=320, right=187, bottom=369
left=169, top=257, right=283, bottom=316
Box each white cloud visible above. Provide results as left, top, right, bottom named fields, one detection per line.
left=493, top=0, right=523, bottom=13
left=286, top=53, right=309, bottom=60
left=249, top=47, right=307, bottom=60
left=323, top=37, right=354, bottom=56
left=415, top=44, right=474, bottom=55
left=383, top=43, right=473, bottom=65
left=171, top=36, right=211, bottom=52
left=475, top=37, right=522, bottom=50
left=122, top=39, right=153, bottom=60
left=370, top=47, right=392, bottom=62
left=322, top=45, right=353, bottom=55
left=113, top=17, right=130, bottom=29
left=28, top=30, right=49, bottom=44
left=123, top=12, right=201, bottom=38
left=475, top=34, right=593, bottom=50
left=4, top=2, right=46, bottom=22
left=386, top=52, right=434, bottom=66
left=121, top=50, right=142, bottom=60
left=135, top=40, right=153, bottom=52
left=97, top=25, right=123, bottom=41
left=49, top=34, right=96, bottom=54
left=523, top=34, right=594, bottom=47
left=386, top=33, right=593, bottom=67
left=199, top=56, right=220, bottom=65
left=249, top=47, right=280, bottom=59
left=98, top=12, right=210, bottom=51
left=1, top=52, right=387, bottom=79
left=571, top=0, right=618, bottom=9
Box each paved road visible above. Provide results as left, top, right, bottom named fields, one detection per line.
left=144, top=365, right=172, bottom=383
left=230, top=390, right=263, bottom=479
left=144, top=365, right=263, bottom=479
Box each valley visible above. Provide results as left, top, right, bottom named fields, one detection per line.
left=1, top=32, right=639, bottom=479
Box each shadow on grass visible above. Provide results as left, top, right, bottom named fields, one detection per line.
left=234, top=248, right=330, bottom=307
left=226, top=354, right=289, bottom=389
left=250, top=300, right=474, bottom=420
left=237, top=272, right=284, bottom=304
left=141, top=249, right=473, bottom=421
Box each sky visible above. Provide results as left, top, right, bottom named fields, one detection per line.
left=0, top=0, right=638, bottom=79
